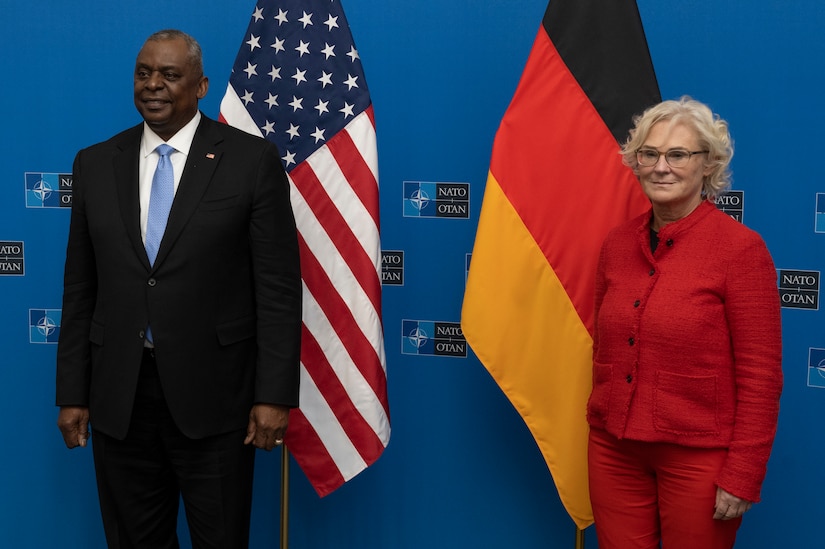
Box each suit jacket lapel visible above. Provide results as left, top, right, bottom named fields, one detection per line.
left=152, top=116, right=224, bottom=268
left=112, top=125, right=151, bottom=269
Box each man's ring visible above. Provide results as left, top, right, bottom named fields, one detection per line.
left=275, top=439, right=284, bottom=445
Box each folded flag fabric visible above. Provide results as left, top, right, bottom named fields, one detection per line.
left=461, top=0, right=660, bottom=529
left=220, top=0, right=390, bottom=496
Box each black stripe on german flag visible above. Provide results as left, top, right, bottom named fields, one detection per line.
left=543, top=0, right=661, bottom=143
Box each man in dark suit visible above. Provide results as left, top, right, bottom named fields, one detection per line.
left=56, top=29, right=302, bottom=548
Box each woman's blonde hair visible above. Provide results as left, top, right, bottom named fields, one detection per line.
left=620, top=96, right=733, bottom=199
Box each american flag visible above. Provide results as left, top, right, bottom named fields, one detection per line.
left=219, top=0, right=389, bottom=496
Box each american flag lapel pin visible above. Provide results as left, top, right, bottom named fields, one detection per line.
left=206, top=153, right=215, bottom=159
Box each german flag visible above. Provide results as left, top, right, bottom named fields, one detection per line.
left=461, top=0, right=660, bottom=529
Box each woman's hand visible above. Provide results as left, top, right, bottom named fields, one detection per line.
left=713, top=487, right=752, bottom=520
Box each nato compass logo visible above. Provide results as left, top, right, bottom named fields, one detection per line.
left=403, top=181, right=470, bottom=219
left=29, top=309, right=61, bottom=344
left=807, top=348, right=825, bottom=388
left=815, top=193, right=825, bottom=233
left=25, top=172, right=72, bottom=208
left=778, top=269, right=820, bottom=310
left=0, top=241, right=25, bottom=276
left=381, top=250, right=404, bottom=286
left=714, top=190, right=744, bottom=222
left=402, top=320, right=467, bottom=358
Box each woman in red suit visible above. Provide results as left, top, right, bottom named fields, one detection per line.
left=587, top=97, right=783, bottom=549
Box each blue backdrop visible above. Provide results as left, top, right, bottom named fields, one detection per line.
left=1, top=1, right=823, bottom=547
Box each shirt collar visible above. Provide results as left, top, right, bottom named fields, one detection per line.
left=140, top=111, right=202, bottom=158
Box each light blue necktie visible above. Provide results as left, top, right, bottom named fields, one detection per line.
left=145, top=144, right=175, bottom=266
left=144, top=144, right=174, bottom=344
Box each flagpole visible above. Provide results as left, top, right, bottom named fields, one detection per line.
left=280, top=445, right=290, bottom=549
left=575, top=527, right=585, bottom=549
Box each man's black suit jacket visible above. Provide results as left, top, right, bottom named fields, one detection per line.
left=56, top=114, right=302, bottom=440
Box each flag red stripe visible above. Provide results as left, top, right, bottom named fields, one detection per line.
left=286, top=410, right=346, bottom=497
left=297, top=232, right=389, bottom=412
left=291, top=160, right=382, bottom=314
left=299, top=325, right=387, bottom=459
left=491, top=29, right=648, bottom=332
left=326, top=122, right=380, bottom=228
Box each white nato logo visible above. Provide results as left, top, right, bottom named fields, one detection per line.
left=407, top=326, right=428, bottom=348
left=409, top=189, right=430, bottom=211
left=33, top=178, right=54, bottom=202
left=29, top=308, right=61, bottom=344
left=807, top=348, right=825, bottom=389
left=37, top=315, right=58, bottom=337
left=816, top=359, right=825, bottom=380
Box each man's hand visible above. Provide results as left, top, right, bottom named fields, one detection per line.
left=244, top=404, right=290, bottom=451
left=713, top=487, right=752, bottom=520
left=57, top=406, right=90, bottom=449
